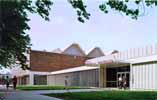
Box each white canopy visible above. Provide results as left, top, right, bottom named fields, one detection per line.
left=49, top=66, right=99, bottom=75
left=86, top=55, right=129, bottom=66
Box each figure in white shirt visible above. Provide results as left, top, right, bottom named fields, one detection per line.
left=118, top=76, right=122, bottom=89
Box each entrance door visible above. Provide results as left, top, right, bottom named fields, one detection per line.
left=117, top=72, right=130, bottom=88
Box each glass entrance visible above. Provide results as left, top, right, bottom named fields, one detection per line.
left=106, top=66, right=130, bottom=87
left=117, top=72, right=130, bottom=88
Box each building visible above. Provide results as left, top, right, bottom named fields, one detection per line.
left=86, top=44, right=157, bottom=90
left=11, top=43, right=104, bottom=86
left=0, top=73, right=11, bottom=85
left=12, top=43, right=157, bottom=90
left=46, top=45, right=105, bottom=87
left=47, top=66, right=99, bottom=87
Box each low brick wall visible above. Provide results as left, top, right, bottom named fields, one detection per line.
left=30, top=50, right=88, bottom=72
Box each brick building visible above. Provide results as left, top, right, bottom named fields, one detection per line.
left=11, top=43, right=104, bottom=86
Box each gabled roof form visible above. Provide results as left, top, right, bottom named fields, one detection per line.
left=87, top=47, right=105, bottom=58
left=52, top=48, right=62, bottom=53
left=62, top=43, right=86, bottom=57
left=111, top=50, right=119, bottom=54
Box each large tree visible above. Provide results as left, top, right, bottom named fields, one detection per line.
left=0, top=0, right=156, bottom=69
left=0, top=0, right=52, bottom=69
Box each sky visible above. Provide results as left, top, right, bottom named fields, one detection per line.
left=28, top=0, right=157, bottom=54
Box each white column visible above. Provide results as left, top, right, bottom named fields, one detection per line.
left=99, top=64, right=106, bottom=88
left=29, top=72, right=34, bottom=85
left=130, top=64, right=133, bottom=89
left=155, top=63, right=157, bottom=89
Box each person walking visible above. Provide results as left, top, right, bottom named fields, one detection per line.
left=12, top=76, right=17, bottom=90
left=64, top=76, right=69, bottom=91
left=118, top=76, right=122, bottom=89
left=5, top=76, right=10, bottom=90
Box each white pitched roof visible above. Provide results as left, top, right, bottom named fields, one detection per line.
left=62, top=43, right=86, bottom=56
left=52, top=48, right=62, bottom=53
left=87, top=47, right=105, bottom=58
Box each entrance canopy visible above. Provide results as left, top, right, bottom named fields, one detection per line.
left=86, top=55, right=130, bottom=67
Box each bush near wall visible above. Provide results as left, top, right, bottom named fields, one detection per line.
left=17, top=85, right=89, bottom=90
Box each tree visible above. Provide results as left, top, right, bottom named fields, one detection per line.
left=0, top=0, right=157, bottom=69
left=0, top=0, right=52, bottom=69
left=69, top=0, right=157, bottom=22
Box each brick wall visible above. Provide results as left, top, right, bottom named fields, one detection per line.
left=30, top=50, right=88, bottom=72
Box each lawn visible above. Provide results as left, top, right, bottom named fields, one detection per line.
left=17, top=85, right=89, bottom=91
left=45, top=91, right=157, bottom=100
left=0, top=93, right=4, bottom=99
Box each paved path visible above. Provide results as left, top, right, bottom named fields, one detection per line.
left=3, top=92, right=61, bottom=100
left=0, top=85, right=109, bottom=100
left=0, top=85, right=61, bottom=100
left=2, top=89, right=107, bottom=100
left=29, top=88, right=107, bottom=95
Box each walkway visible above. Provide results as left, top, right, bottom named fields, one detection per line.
left=0, top=85, right=108, bottom=100
left=29, top=88, right=107, bottom=95
left=0, top=85, right=61, bottom=100
left=3, top=92, right=61, bottom=100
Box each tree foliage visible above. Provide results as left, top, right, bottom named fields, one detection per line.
left=0, top=0, right=157, bottom=69
left=68, top=0, right=90, bottom=23
left=69, top=0, right=157, bottom=22
left=0, top=0, right=52, bottom=69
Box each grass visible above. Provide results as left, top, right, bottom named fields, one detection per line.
left=45, top=91, right=157, bottom=100
left=0, top=93, right=4, bottom=99
left=17, top=85, right=89, bottom=91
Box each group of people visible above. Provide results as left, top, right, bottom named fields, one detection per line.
left=3, top=75, right=17, bottom=90
left=118, top=76, right=127, bottom=89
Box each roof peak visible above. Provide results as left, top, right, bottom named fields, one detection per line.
left=62, top=43, right=86, bottom=56
left=87, top=47, right=105, bottom=58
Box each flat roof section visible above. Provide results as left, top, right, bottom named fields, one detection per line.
left=48, top=66, right=99, bottom=75
left=86, top=44, right=157, bottom=66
